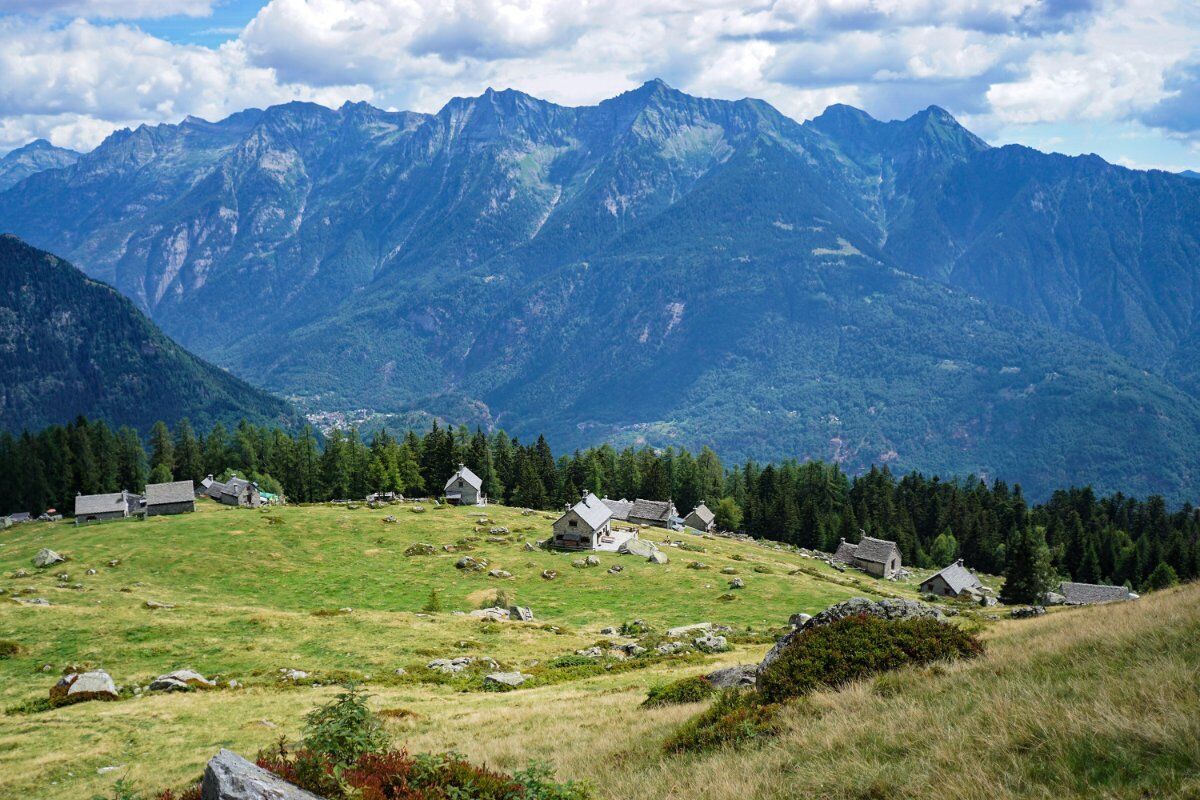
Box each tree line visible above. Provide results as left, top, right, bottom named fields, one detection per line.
left=2, top=416, right=1196, bottom=596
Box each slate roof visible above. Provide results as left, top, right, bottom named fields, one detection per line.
left=602, top=498, right=633, bottom=520
left=205, top=481, right=226, bottom=499
left=9, top=512, right=31, bottom=523
left=75, top=492, right=129, bottom=517
left=685, top=504, right=715, bottom=526
left=852, top=536, right=900, bottom=565
left=569, top=492, right=613, bottom=530
left=921, top=559, right=981, bottom=594
left=629, top=498, right=674, bottom=523
left=833, top=539, right=858, bottom=563
left=1059, top=581, right=1132, bottom=604
left=444, top=465, right=482, bottom=492
left=145, top=480, right=195, bottom=506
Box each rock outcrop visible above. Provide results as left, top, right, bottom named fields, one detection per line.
left=201, top=748, right=325, bottom=800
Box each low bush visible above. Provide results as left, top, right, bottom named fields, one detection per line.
left=662, top=691, right=781, bottom=753
left=756, top=615, right=984, bottom=704
left=642, top=675, right=716, bottom=707
left=0, top=639, right=23, bottom=659
left=677, top=541, right=706, bottom=553
left=549, top=654, right=595, bottom=668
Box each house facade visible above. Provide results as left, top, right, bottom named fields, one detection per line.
left=834, top=535, right=902, bottom=578
left=552, top=493, right=613, bottom=550
left=683, top=503, right=716, bottom=532
left=627, top=498, right=678, bottom=529
left=144, top=480, right=196, bottom=517
left=74, top=490, right=139, bottom=525
left=919, top=559, right=983, bottom=599
left=444, top=465, right=485, bottom=506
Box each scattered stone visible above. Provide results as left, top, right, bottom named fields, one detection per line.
left=50, top=670, right=118, bottom=704
left=97, top=766, right=124, bottom=775
left=694, top=634, right=729, bottom=652
left=728, top=577, right=745, bottom=589
left=488, top=569, right=512, bottom=579
left=541, top=569, right=558, bottom=580
left=509, top=605, right=535, bottom=622
left=279, top=669, right=309, bottom=681
left=686, top=561, right=709, bottom=570
left=614, top=642, right=646, bottom=657
left=144, top=600, right=175, bottom=610
left=404, top=543, right=436, bottom=556
left=56, top=572, right=70, bottom=581
left=618, top=538, right=659, bottom=558
left=788, top=612, right=812, bottom=628
left=705, top=664, right=757, bottom=688
left=483, top=671, right=528, bottom=689
left=150, top=669, right=215, bottom=692
left=584, top=554, right=600, bottom=567
left=523, top=541, right=537, bottom=552
left=489, top=527, right=510, bottom=535
left=655, top=641, right=689, bottom=655
left=607, top=564, right=623, bottom=574
left=647, top=550, right=669, bottom=565
left=427, top=657, right=474, bottom=675
left=1042, top=591, right=1066, bottom=606
left=469, top=607, right=510, bottom=621
left=228, top=679, right=241, bottom=688
left=33, top=549, right=65, bottom=568
left=575, top=647, right=604, bottom=658
left=203, top=749, right=324, bottom=800
left=599, top=626, right=619, bottom=636
left=85, top=569, right=97, bottom=576
left=393, top=668, right=407, bottom=677
left=382, top=515, right=397, bottom=524
left=107, top=560, right=120, bottom=568
left=1010, top=605, right=1047, bottom=619
left=666, top=622, right=713, bottom=638
left=10, top=568, right=29, bottom=578
left=15, top=597, right=52, bottom=606
left=455, top=556, right=488, bottom=571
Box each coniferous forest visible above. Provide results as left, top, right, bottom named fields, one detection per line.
left=2, top=417, right=1196, bottom=596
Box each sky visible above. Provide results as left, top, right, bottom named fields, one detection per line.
left=1, top=0, right=1198, bottom=171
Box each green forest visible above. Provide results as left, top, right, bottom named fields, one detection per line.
left=2, top=416, right=1195, bottom=600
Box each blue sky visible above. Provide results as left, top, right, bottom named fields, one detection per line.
left=1, top=0, right=1198, bottom=172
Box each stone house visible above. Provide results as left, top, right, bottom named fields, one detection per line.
left=919, top=559, right=983, bottom=599
left=74, top=490, right=139, bottom=525
left=205, top=475, right=261, bottom=507
left=444, top=464, right=485, bottom=506
left=144, top=480, right=196, bottom=517
left=1058, top=581, right=1135, bottom=604
left=627, top=498, right=678, bottom=529
left=602, top=497, right=633, bottom=521
left=834, top=535, right=902, bottom=578
left=552, top=493, right=613, bottom=550
left=683, top=503, right=716, bottom=532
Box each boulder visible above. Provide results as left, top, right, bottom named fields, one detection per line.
left=50, top=670, right=118, bottom=704
left=33, top=549, right=65, bottom=568
left=469, top=607, right=510, bottom=621
left=455, top=556, right=488, bottom=571
left=720, top=567, right=739, bottom=575
left=427, top=657, right=473, bottom=675
left=522, top=542, right=537, bottom=552
left=646, top=551, right=669, bottom=565
left=1010, top=605, right=1047, bottom=619
left=616, top=643, right=646, bottom=657
left=404, top=543, right=436, bottom=556
left=584, top=554, right=600, bottom=567
left=280, top=669, right=309, bottom=681
left=607, top=565, right=623, bottom=574
left=666, top=622, right=712, bottom=638
left=788, top=613, right=812, bottom=628
left=618, top=538, right=658, bottom=558
left=488, top=569, right=512, bottom=579
left=1042, top=591, right=1066, bottom=606
left=483, top=671, right=528, bottom=689
left=760, top=597, right=944, bottom=673
left=150, top=669, right=215, bottom=692
left=201, top=748, right=324, bottom=800
left=509, top=605, right=535, bottom=622
left=541, top=569, right=558, bottom=580
left=728, top=577, right=745, bottom=589
left=145, top=600, right=175, bottom=609
left=575, top=647, right=604, bottom=658
left=705, top=665, right=757, bottom=688
left=694, top=634, right=728, bottom=653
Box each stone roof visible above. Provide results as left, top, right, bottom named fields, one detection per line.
left=629, top=498, right=674, bottom=523
left=921, top=559, right=981, bottom=594
left=444, top=465, right=482, bottom=492
left=568, top=492, right=613, bottom=530
left=685, top=504, right=715, bottom=526
left=852, top=536, right=900, bottom=565
left=1059, top=581, right=1132, bottom=604
left=74, top=492, right=128, bottom=517
left=833, top=539, right=858, bottom=563
left=145, top=480, right=195, bottom=506
left=602, top=498, right=633, bottom=520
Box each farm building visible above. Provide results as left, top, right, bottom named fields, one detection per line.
left=683, top=503, right=715, bottom=532
left=920, top=559, right=983, bottom=599
left=551, top=493, right=613, bottom=550
left=205, top=475, right=262, bottom=507
left=1058, top=581, right=1135, bottom=605
left=74, top=490, right=140, bottom=525
left=602, top=497, right=633, bottom=521
left=834, top=535, right=903, bottom=578
left=8, top=512, right=32, bottom=524
left=144, top=480, right=196, bottom=517
left=627, top=498, right=678, bottom=529
left=444, top=464, right=485, bottom=506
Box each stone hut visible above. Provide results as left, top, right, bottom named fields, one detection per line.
left=551, top=493, right=613, bottom=550
left=834, top=535, right=902, bottom=578
left=144, top=480, right=196, bottom=517
left=444, top=464, right=485, bottom=506
left=919, top=559, right=983, bottom=599
left=74, top=490, right=139, bottom=525
left=205, top=475, right=261, bottom=507
left=683, top=503, right=716, bottom=532
left=627, top=498, right=677, bottom=529
left=602, top=497, right=633, bottom=521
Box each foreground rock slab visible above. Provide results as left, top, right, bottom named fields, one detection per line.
left=202, top=748, right=325, bottom=800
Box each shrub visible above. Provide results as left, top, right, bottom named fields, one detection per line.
left=678, top=541, right=706, bottom=553
left=92, top=778, right=143, bottom=800
left=479, top=589, right=509, bottom=610
left=420, top=589, right=442, bottom=613
left=642, top=675, right=716, bottom=707
left=301, top=684, right=389, bottom=769
left=662, top=691, right=781, bottom=753
left=619, top=620, right=653, bottom=636
left=549, top=654, right=595, bottom=668
left=0, top=639, right=23, bottom=659
left=756, top=615, right=984, bottom=704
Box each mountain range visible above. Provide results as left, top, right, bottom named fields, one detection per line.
left=1, top=80, right=1199, bottom=500
left=0, top=139, right=79, bottom=192
left=0, top=235, right=294, bottom=433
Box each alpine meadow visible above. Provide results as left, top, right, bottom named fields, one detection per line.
left=1, top=2, right=1199, bottom=799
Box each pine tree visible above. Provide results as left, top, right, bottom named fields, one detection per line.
left=148, top=421, right=175, bottom=477
left=1000, top=526, right=1054, bottom=604
left=1144, top=562, right=1178, bottom=591
left=173, top=419, right=203, bottom=483
left=115, top=426, right=148, bottom=492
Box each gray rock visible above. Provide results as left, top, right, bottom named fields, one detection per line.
left=1042, top=591, right=1066, bottom=606
left=584, top=554, right=600, bottom=567
left=202, top=748, right=324, bottom=800
left=279, top=669, right=309, bottom=681
left=705, top=665, right=757, bottom=688
left=666, top=622, right=712, bottom=638
left=541, top=569, right=557, bottom=580
left=760, top=597, right=944, bottom=673
left=575, top=646, right=604, bottom=658
left=1010, top=605, right=1047, bottom=619
left=404, top=543, right=436, bottom=556
left=455, top=556, right=488, bottom=570
left=615, top=642, right=646, bottom=657
left=647, top=550, right=669, bottom=565
left=618, top=538, right=658, bottom=558
left=50, top=670, right=118, bottom=704
left=33, top=549, right=65, bottom=568
left=469, top=607, right=510, bottom=621
left=427, top=657, right=473, bottom=675
left=150, top=669, right=215, bottom=692
left=607, top=565, right=623, bottom=574
left=788, top=613, right=812, bottom=628
left=694, top=634, right=728, bottom=652
left=523, top=541, right=537, bottom=552
left=488, top=569, right=512, bottom=579
left=145, top=599, right=176, bottom=609
left=728, top=577, right=745, bottom=589
left=483, top=671, right=528, bottom=689
left=509, top=605, right=535, bottom=622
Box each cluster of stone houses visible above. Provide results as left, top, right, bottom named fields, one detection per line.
left=74, top=480, right=196, bottom=525
left=550, top=494, right=716, bottom=550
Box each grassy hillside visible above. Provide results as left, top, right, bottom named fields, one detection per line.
left=0, top=502, right=1194, bottom=799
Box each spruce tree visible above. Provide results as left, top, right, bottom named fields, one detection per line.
left=1000, top=525, right=1054, bottom=604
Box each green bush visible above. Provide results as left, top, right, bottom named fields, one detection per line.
left=678, top=542, right=706, bottom=553
left=756, top=615, right=984, bottom=704
left=301, top=684, right=389, bottom=769
left=549, top=654, right=595, bottom=668
left=662, top=691, right=781, bottom=753
left=642, top=675, right=716, bottom=707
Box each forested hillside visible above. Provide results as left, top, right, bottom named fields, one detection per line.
left=2, top=83, right=1200, bottom=500
left=0, top=236, right=295, bottom=433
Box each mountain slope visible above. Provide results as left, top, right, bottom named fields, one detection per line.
left=0, top=139, right=80, bottom=192
left=2, top=83, right=1200, bottom=498
left=0, top=235, right=295, bottom=432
